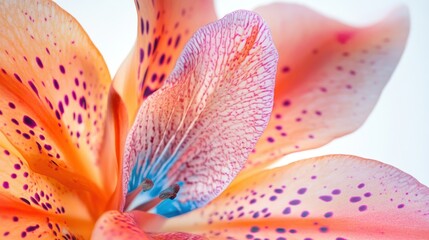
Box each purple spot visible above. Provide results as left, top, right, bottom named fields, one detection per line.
left=79, top=97, right=87, bottom=110
left=289, top=199, right=301, bottom=205
left=358, top=183, right=365, bottom=189
left=282, top=207, right=291, bottom=215
left=397, top=204, right=404, bottom=209
left=28, top=81, right=39, bottom=96
left=8, top=102, right=15, bottom=109
left=349, top=196, right=361, bottom=203
left=274, top=188, right=283, bottom=194
left=301, top=210, right=309, bottom=217
left=269, top=196, right=277, bottom=201
left=14, top=164, right=21, bottom=170
left=59, top=65, right=65, bottom=74
left=364, top=192, right=372, bottom=197
left=2, top=181, right=9, bottom=189
left=23, top=116, right=37, bottom=128
left=267, top=137, right=275, bottom=143
left=283, top=100, right=291, bottom=107
left=282, top=66, right=290, bottom=73
left=358, top=205, right=367, bottom=212
left=53, top=79, right=59, bottom=90
left=35, top=57, right=43, bottom=68
left=174, top=35, right=181, bottom=48
left=324, top=212, right=333, bottom=218
left=332, top=189, right=341, bottom=195
left=14, top=73, right=22, bottom=82
left=319, top=195, right=332, bottom=202
left=26, top=225, right=39, bottom=232
left=159, top=54, right=165, bottom=65
left=297, top=188, right=307, bottom=195
left=143, top=87, right=155, bottom=98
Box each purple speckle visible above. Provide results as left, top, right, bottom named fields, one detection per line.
left=358, top=205, right=367, bottom=212
left=297, top=188, right=307, bottom=195
left=282, top=207, right=291, bottom=215
left=332, top=189, right=341, bottom=195
left=53, top=79, right=59, bottom=90
left=23, top=116, right=37, bottom=128
left=289, top=199, right=301, bottom=205
left=35, top=57, right=43, bottom=68
left=319, top=195, right=332, bottom=202
left=349, top=196, right=361, bottom=203
left=59, top=65, right=65, bottom=74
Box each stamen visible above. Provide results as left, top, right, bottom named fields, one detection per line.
left=159, top=183, right=180, bottom=200
left=125, top=178, right=154, bottom=208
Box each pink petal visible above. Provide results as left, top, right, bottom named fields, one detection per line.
left=91, top=210, right=151, bottom=240
left=0, top=0, right=113, bottom=199
left=162, top=155, right=429, bottom=239
left=122, top=10, right=278, bottom=216
left=113, top=0, right=217, bottom=122
left=244, top=4, right=409, bottom=172
left=92, top=210, right=205, bottom=240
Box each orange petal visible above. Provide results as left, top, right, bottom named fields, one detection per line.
left=0, top=0, right=112, bottom=199
left=244, top=4, right=409, bottom=172
left=99, top=86, right=129, bottom=210
left=113, top=0, right=217, bottom=123
left=0, top=143, right=92, bottom=238
left=162, top=155, right=429, bottom=239
left=0, top=203, right=85, bottom=239
left=123, top=10, right=278, bottom=217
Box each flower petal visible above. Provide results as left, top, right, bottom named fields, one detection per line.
left=0, top=0, right=112, bottom=197
left=0, top=202, right=84, bottom=239
left=244, top=4, right=409, bottom=171
left=113, top=0, right=217, bottom=122
left=0, top=141, right=92, bottom=238
left=92, top=210, right=205, bottom=240
left=162, top=155, right=429, bottom=239
left=123, top=10, right=278, bottom=217
left=91, top=210, right=150, bottom=240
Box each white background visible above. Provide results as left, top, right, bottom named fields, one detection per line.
left=55, top=0, right=429, bottom=186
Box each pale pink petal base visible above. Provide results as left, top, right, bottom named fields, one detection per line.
left=162, top=155, right=429, bottom=239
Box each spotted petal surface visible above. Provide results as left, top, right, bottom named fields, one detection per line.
left=0, top=201, right=84, bottom=240
left=0, top=0, right=112, bottom=196
left=244, top=4, right=410, bottom=171
left=123, top=10, right=278, bottom=217
left=113, top=0, right=217, bottom=122
left=162, top=155, right=429, bottom=239
left=0, top=135, right=92, bottom=238
left=91, top=210, right=206, bottom=240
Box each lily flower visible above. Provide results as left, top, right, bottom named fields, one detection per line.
left=0, top=1, right=427, bottom=240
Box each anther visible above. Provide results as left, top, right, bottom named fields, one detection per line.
left=159, top=183, right=180, bottom=200
left=125, top=178, right=154, bottom=208
left=141, top=178, right=154, bottom=191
